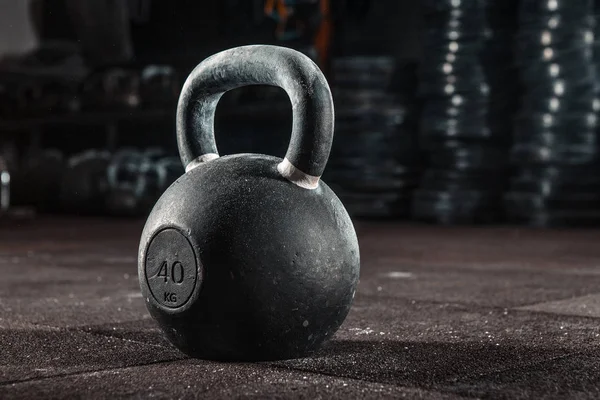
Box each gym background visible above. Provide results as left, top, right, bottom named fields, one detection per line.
left=3, top=0, right=589, bottom=226
left=2, top=2, right=600, bottom=399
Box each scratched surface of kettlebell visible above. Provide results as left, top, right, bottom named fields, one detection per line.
left=138, top=45, right=361, bottom=361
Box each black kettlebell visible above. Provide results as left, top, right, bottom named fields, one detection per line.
left=138, top=45, right=360, bottom=361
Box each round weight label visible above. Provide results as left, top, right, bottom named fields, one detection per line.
left=145, top=228, right=198, bottom=309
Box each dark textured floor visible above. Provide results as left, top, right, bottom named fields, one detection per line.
left=1, top=217, right=599, bottom=399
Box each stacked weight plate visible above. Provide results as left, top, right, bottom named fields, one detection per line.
left=482, top=0, right=521, bottom=140
left=105, top=147, right=184, bottom=217
left=413, top=0, right=509, bottom=224
left=505, top=0, right=600, bottom=226
left=59, top=147, right=184, bottom=217
left=325, top=57, right=421, bottom=219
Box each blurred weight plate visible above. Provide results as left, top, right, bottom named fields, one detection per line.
left=326, top=158, right=419, bottom=175
left=332, top=128, right=408, bottom=150
left=426, top=140, right=510, bottom=170
left=419, top=53, right=484, bottom=76
left=107, top=148, right=144, bottom=190
left=518, top=0, right=593, bottom=20
left=421, top=168, right=508, bottom=191
left=336, top=107, right=413, bottom=128
left=422, top=91, right=490, bottom=114
left=523, top=77, right=596, bottom=99
left=332, top=73, right=392, bottom=90
left=422, top=0, right=484, bottom=14
left=515, top=44, right=593, bottom=66
left=140, top=65, right=179, bottom=107
left=420, top=115, right=493, bottom=139
left=513, top=134, right=598, bottom=154
left=420, top=124, right=508, bottom=143
left=420, top=53, right=487, bottom=74
left=333, top=129, right=408, bottom=147
left=334, top=91, right=402, bottom=113
left=510, top=143, right=598, bottom=165
left=505, top=209, right=600, bottom=227
left=421, top=40, right=482, bottom=62
left=332, top=56, right=395, bottom=73
left=512, top=164, right=600, bottom=183
left=514, top=110, right=597, bottom=131
left=519, top=59, right=595, bottom=83
left=505, top=191, right=600, bottom=211
left=329, top=151, right=410, bottom=167
left=105, top=186, right=141, bottom=217
left=424, top=8, right=488, bottom=31
left=137, top=160, right=165, bottom=195
left=519, top=92, right=598, bottom=114
left=341, top=195, right=412, bottom=219
left=326, top=174, right=420, bottom=192
left=331, top=144, right=421, bottom=166
left=412, top=189, right=502, bottom=224
left=142, top=147, right=167, bottom=162
left=413, top=188, right=502, bottom=203
left=513, top=129, right=597, bottom=148
left=510, top=177, right=600, bottom=195
left=19, top=81, right=81, bottom=116
left=421, top=114, right=488, bottom=135
left=326, top=158, right=421, bottom=176
left=332, top=57, right=396, bottom=89
left=156, top=157, right=184, bottom=190
left=332, top=130, right=399, bottom=146
left=516, top=27, right=594, bottom=49
left=81, top=68, right=141, bottom=110
left=418, top=77, right=488, bottom=98
left=423, top=27, right=487, bottom=45
left=520, top=10, right=593, bottom=25
left=517, top=46, right=594, bottom=65
left=337, top=189, right=412, bottom=202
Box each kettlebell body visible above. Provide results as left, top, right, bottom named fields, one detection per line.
left=139, top=45, right=360, bottom=361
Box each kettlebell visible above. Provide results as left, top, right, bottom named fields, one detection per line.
left=138, top=45, right=360, bottom=361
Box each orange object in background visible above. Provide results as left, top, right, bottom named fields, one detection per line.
left=314, top=0, right=331, bottom=68
left=264, top=0, right=290, bottom=39
left=264, top=0, right=331, bottom=68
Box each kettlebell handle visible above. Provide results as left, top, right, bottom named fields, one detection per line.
left=176, top=45, right=334, bottom=189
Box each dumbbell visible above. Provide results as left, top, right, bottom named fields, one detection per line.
left=105, top=149, right=182, bottom=217
left=81, top=68, right=141, bottom=111
left=60, top=149, right=112, bottom=215
left=156, top=157, right=185, bottom=191
left=140, top=65, right=179, bottom=107
left=142, top=147, right=166, bottom=163
left=107, top=148, right=144, bottom=189
left=105, top=148, right=147, bottom=217
left=135, top=160, right=166, bottom=214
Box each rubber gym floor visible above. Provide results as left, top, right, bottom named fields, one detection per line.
left=1, top=217, right=599, bottom=399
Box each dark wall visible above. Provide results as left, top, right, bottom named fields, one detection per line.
left=335, top=0, right=422, bottom=61
left=32, top=0, right=422, bottom=68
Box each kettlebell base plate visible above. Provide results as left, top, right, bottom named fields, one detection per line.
left=144, top=228, right=199, bottom=310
